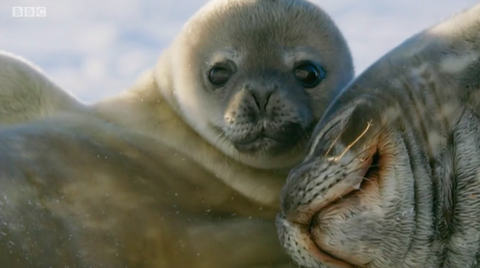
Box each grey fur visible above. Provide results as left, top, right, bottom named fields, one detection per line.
left=277, top=3, right=480, bottom=268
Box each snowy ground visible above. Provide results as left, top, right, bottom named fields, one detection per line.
left=0, top=0, right=478, bottom=103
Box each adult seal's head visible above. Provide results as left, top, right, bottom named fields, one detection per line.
left=277, top=3, right=480, bottom=268
left=155, top=0, right=354, bottom=170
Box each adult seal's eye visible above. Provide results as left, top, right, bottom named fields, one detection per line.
left=208, top=65, right=233, bottom=87
left=293, top=61, right=325, bottom=88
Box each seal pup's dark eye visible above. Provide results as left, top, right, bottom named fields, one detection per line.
left=208, top=65, right=233, bottom=87
left=293, top=61, right=325, bottom=88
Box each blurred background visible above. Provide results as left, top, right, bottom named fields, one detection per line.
left=0, top=0, right=478, bottom=103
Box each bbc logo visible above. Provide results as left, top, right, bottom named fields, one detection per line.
left=12, top=7, right=47, bottom=17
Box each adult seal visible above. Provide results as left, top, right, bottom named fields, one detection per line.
left=0, top=0, right=353, bottom=267
left=277, top=3, right=480, bottom=268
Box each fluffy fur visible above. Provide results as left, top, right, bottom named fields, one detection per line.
left=277, top=3, right=480, bottom=268
left=0, top=0, right=353, bottom=267
left=0, top=51, right=85, bottom=126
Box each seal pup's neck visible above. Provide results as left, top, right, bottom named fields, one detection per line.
left=92, top=63, right=287, bottom=210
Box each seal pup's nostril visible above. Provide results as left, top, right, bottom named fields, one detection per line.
left=249, top=88, right=274, bottom=115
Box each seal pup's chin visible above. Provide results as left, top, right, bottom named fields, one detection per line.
left=230, top=123, right=309, bottom=156
left=233, top=136, right=290, bottom=155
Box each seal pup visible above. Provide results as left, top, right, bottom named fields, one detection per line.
left=0, top=0, right=353, bottom=267
left=277, top=3, right=480, bottom=268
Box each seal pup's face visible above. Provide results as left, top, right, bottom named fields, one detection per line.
left=157, top=0, right=353, bottom=170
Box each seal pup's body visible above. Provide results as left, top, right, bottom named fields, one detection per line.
left=0, top=0, right=354, bottom=267
left=277, top=3, right=480, bottom=268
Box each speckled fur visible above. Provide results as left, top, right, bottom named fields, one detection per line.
left=277, top=3, right=480, bottom=268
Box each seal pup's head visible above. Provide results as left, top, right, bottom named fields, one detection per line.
left=155, top=0, right=353, bottom=170
left=276, top=3, right=480, bottom=268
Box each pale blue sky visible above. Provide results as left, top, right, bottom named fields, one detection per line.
left=0, top=0, right=478, bottom=103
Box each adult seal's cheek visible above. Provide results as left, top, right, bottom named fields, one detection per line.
left=310, top=174, right=384, bottom=267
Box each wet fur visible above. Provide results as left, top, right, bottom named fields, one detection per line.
left=277, top=3, right=480, bottom=268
